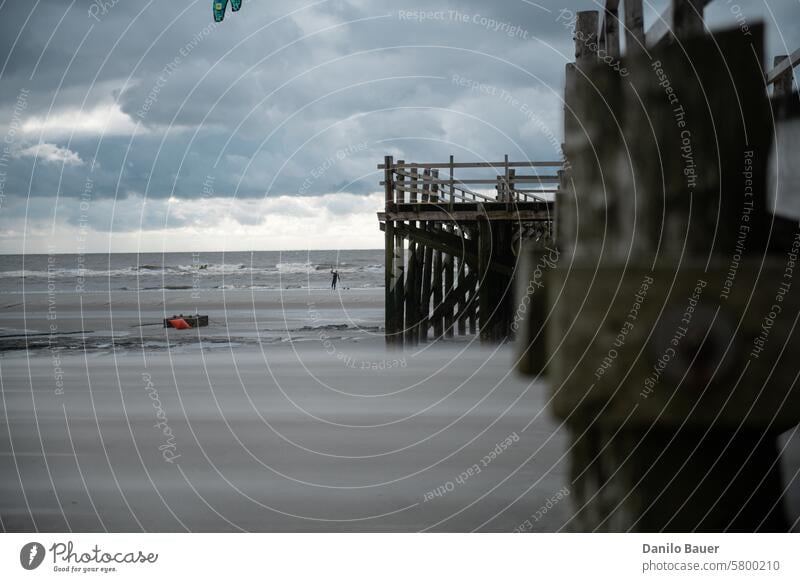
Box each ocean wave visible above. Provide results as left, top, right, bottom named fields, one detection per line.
left=0, top=262, right=252, bottom=279
left=275, top=262, right=315, bottom=274
left=0, top=261, right=383, bottom=283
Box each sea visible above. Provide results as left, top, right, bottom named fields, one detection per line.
left=0, top=250, right=384, bottom=294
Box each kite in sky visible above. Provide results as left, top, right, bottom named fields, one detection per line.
left=213, top=0, right=242, bottom=23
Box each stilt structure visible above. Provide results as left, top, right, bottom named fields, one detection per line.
left=379, top=157, right=560, bottom=346
left=518, top=0, right=800, bottom=531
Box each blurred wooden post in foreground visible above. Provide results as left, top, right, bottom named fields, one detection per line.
left=517, top=0, right=800, bottom=531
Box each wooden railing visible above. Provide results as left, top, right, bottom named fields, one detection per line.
left=379, top=156, right=562, bottom=207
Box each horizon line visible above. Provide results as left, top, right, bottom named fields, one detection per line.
left=0, top=248, right=384, bottom=256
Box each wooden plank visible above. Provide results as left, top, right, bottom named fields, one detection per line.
left=767, top=48, right=800, bottom=85
left=771, top=54, right=797, bottom=97
left=457, top=254, right=467, bottom=336
left=600, top=0, right=621, bottom=59
left=444, top=226, right=455, bottom=338
left=432, top=242, right=443, bottom=339
left=575, top=11, right=599, bottom=64
left=393, top=162, right=405, bottom=346
left=421, top=241, right=433, bottom=343
left=382, top=222, right=515, bottom=276
left=645, top=0, right=712, bottom=48
left=416, top=242, right=426, bottom=343
left=624, top=0, right=644, bottom=54
left=420, top=169, right=433, bottom=344
left=467, top=266, right=477, bottom=335
left=405, top=169, right=418, bottom=346
left=377, top=161, right=563, bottom=170
left=384, top=155, right=395, bottom=345
left=478, top=218, right=492, bottom=343
left=378, top=209, right=552, bottom=222
left=430, top=170, right=443, bottom=339
left=429, top=271, right=478, bottom=330
left=383, top=175, right=560, bottom=186
left=672, top=0, right=706, bottom=38
left=405, top=240, right=418, bottom=346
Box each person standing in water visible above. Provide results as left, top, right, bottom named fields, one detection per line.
left=330, top=269, right=340, bottom=291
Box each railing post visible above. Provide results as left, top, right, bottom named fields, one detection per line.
left=448, top=155, right=455, bottom=211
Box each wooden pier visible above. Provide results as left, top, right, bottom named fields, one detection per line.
left=378, top=157, right=561, bottom=346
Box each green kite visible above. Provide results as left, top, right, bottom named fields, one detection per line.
left=213, top=0, right=228, bottom=22
left=213, top=0, right=243, bottom=22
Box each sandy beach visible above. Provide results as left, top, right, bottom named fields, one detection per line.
left=2, top=287, right=800, bottom=531
left=0, top=287, right=578, bottom=532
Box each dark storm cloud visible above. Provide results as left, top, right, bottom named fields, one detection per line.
left=1, top=0, right=798, bottom=232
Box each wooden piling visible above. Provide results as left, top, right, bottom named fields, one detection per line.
left=444, top=231, right=455, bottom=339
left=457, top=253, right=467, bottom=336
left=393, top=161, right=405, bottom=346
left=384, top=156, right=395, bottom=345
left=515, top=3, right=799, bottom=531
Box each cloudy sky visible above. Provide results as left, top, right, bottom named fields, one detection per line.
left=0, top=0, right=797, bottom=253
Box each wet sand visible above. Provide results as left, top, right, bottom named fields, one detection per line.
left=1, top=344, right=573, bottom=532
left=0, top=288, right=574, bottom=531
left=1, top=289, right=798, bottom=532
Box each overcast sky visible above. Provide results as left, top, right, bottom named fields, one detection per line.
left=0, top=0, right=798, bottom=253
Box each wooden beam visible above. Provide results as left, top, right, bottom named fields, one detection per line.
left=575, top=11, right=599, bottom=65
left=405, top=169, right=419, bottom=346
left=383, top=175, right=560, bottom=186
left=429, top=271, right=478, bottom=330
left=444, top=225, right=455, bottom=338
left=378, top=209, right=552, bottom=222
left=457, top=254, right=467, bottom=336
left=430, top=170, right=443, bottom=339
left=384, top=155, right=396, bottom=345
left=478, top=218, right=492, bottom=343
left=382, top=222, right=515, bottom=277
left=600, top=0, right=621, bottom=59
left=393, top=162, right=406, bottom=346
left=420, top=168, right=434, bottom=344
left=467, top=265, right=477, bottom=335
left=624, top=0, right=644, bottom=54
left=768, top=51, right=799, bottom=88
left=646, top=0, right=711, bottom=48
left=377, top=161, right=563, bottom=170
left=405, top=241, right=418, bottom=346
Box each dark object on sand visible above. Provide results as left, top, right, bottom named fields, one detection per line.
left=164, top=314, right=209, bottom=329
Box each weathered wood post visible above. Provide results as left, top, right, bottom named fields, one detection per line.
left=457, top=244, right=467, bottom=336
left=405, top=168, right=419, bottom=346
left=420, top=169, right=434, bottom=343
left=624, top=0, right=644, bottom=55
left=393, top=161, right=406, bottom=347
left=477, top=214, right=492, bottom=342
left=430, top=170, right=445, bottom=340
left=517, top=5, right=800, bottom=531
left=384, top=155, right=396, bottom=345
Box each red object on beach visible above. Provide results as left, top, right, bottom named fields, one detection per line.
left=167, top=318, right=192, bottom=330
